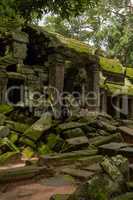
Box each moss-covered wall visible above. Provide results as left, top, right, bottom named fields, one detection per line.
left=99, top=57, right=125, bottom=74
left=126, top=67, right=133, bottom=79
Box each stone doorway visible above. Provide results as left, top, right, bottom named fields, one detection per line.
left=6, top=78, right=24, bottom=105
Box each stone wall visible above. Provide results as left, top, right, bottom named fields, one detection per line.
left=1, top=24, right=133, bottom=119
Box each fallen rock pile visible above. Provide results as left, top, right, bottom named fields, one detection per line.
left=0, top=104, right=123, bottom=165
left=1, top=104, right=133, bottom=199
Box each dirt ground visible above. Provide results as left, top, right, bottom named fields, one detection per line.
left=0, top=178, right=76, bottom=200
left=0, top=183, right=75, bottom=200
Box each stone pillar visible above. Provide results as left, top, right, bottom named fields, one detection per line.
left=0, top=73, right=8, bottom=103
left=12, top=31, right=29, bottom=72
left=55, top=64, right=64, bottom=93
left=122, top=95, right=128, bottom=117
left=49, top=63, right=64, bottom=93
left=101, top=90, right=107, bottom=113
left=93, top=68, right=100, bottom=112
left=48, top=55, right=65, bottom=118
left=115, top=96, right=120, bottom=119
left=128, top=97, right=133, bottom=119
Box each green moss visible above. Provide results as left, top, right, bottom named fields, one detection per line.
left=47, top=134, right=64, bottom=152
left=0, top=137, right=20, bottom=152
left=28, top=25, right=95, bottom=55
left=38, top=143, right=52, bottom=155
left=0, top=54, right=17, bottom=67
left=103, top=83, right=133, bottom=96
left=23, top=113, right=52, bottom=141
left=127, top=86, right=133, bottom=96
left=8, top=131, right=18, bottom=143
left=19, top=137, right=36, bottom=148
left=55, top=33, right=94, bottom=54
left=14, top=123, right=29, bottom=133
left=51, top=194, right=69, bottom=200
left=99, top=72, right=106, bottom=88
left=126, top=67, right=133, bottom=79
left=22, top=147, right=34, bottom=159
left=0, top=152, right=19, bottom=165
left=104, top=83, right=123, bottom=94
left=6, top=120, right=30, bottom=133
left=0, top=104, right=13, bottom=114
left=0, top=16, right=24, bottom=29
left=22, top=128, right=42, bottom=141
left=100, top=57, right=124, bottom=74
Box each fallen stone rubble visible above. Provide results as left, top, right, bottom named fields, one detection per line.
left=0, top=104, right=123, bottom=164
left=0, top=105, right=133, bottom=199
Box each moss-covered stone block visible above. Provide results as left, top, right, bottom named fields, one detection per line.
left=6, top=120, right=30, bottom=133
left=65, top=136, right=89, bottom=151
left=0, top=114, right=6, bottom=125
left=8, top=131, right=19, bottom=143
left=101, top=157, right=122, bottom=181
left=55, top=33, right=94, bottom=55
left=19, top=137, right=36, bottom=148
left=0, top=152, right=19, bottom=165
left=62, top=128, right=85, bottom=139
left=0, top=126, right=10, bottom=138
left=68, top=155, right=128, bottom=200
left=56, top=122, right=87, bottom=133
left=38, top=143, right=52, bottom=156
left=0, top=104, right=13, bottom=114
left=22, top=147, right=35, bottom=159
left=22, top=113, right=52, bottom=141
left=69, top=173, right=122, bottom=200
left=100, top=57, right=124, bottom=74
left=47, top=134, right=64, bottom=152
left=0, top=137, right=19, bottom=152
left=126, top=67, right=133, bottom=79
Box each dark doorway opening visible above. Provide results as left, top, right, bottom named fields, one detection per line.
left=7, top=79, right=24, bottom=105
left=120, top=97, right=128, bottom=119
left=107, top=96, right=116, bottom=117
left=7, top=64, right=17, bottom=72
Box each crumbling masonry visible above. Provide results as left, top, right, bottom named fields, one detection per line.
left=0, top=24, right=133, bottom=118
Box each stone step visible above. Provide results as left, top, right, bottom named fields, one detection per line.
left=99, top=142, right=130, bottom=153
left=99, top=142, right=128, bottom=154
left=99, top=142, right=133, bottom=163
left=61, top=168, right=95, bottom=180
left=118, top=126, right=133, bottom=144
left=0, top=165, right=53, bottom=183
left=119, top=126, right=133, bottom=136
left=61, top=128, right=85, bottom=139
left=56, top=122, right=88, bottom=133
left=65, top=136, right=89, bottom=151
left=88, top=133, right=122, bottom=147
left=82, top=163, right=101, bottom=172
left=39, top=149, right=98, bottom=165
left=76, top=155, right=103, bottom=166
left=43, top=155, right=103, bottom=167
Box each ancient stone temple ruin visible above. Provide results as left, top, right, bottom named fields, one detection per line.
left=1, top=23, right=133, bottom=200
left=0, top=24, right=133, bottom=118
